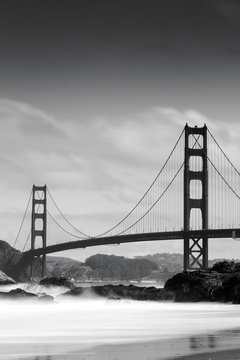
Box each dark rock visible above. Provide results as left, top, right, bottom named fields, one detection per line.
left=0, top=240, right=23, bottom=279
left=164, top=261, right=240, bottom=304
left=212, top=273, right=240, bottom=303
left=8, top=288, right=37, bottom=297
left=212, top=261, right=235, bottom=273
left=233, top=262, right=240, bottom=272
left=108, top=296, right=121, bottom=300
left=0, top=288, right=55, bottom=301
left=0, top=269, right=16, bottom=285
left=38, top=294, right=54, bottom=302
left=233, top=284, right=240, bottom=304
left=39, top=277, right=75, bottom=289
left=64, top=287, right=85, bottom=296
left=64, top=284, right=174, bottom=301
left=164, top=270, right=222, bottom=302
left=0, top=288, right=38, bottom=299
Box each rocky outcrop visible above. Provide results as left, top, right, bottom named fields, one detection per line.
left=0, top=240, right=23, bottom=277
left=38, top=294, right=54, bottom=302
left=211, top=260, right=240, bottom=273
left=0, top=240, right=87, bottom=281
left=39, top=276, right=75, bottom=289
left=0, top=240, right=44, bottom=281
left=164, top=261, right=240, bottom=303
left=0, top=269, right=16, bottom=285
left=63, top=284, right=174, bottom=301
left=0, top=288, right=54, bottom=301
left=0, top=288, right=38, bottom=299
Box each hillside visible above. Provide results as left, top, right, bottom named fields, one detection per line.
left=46, top=256, right=91, bottom=279
left=0, top=241, right=158, bottom=281
left=85, top=254, right=158, bottom=280
left=0, top=240, right=237, bottom=282
left=0, top=240, right=159, bottom=281
left=0, top=240, right=89, bottom=281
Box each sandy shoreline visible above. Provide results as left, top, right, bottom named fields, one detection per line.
left=24, top=328, right=240, bottom=360
left=176, top=348, right=240, bottom=360
left=1, top=332, right=240, bottom=359
left=26, top=344, right=240, bottom=360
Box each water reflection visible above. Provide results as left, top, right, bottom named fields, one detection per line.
left=189, top=334, right=216, bottom=350
left=29, top=331, right=240, bottom=360
left=208, top=334, right=216, bottom=348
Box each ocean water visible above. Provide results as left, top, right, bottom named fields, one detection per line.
left=0, top=283, right=240, bottom=359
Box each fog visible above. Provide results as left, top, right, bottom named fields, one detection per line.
left=0, top=285, right=240, bottom=359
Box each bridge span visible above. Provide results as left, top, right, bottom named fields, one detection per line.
left=24, top=228, right=240, bottom=258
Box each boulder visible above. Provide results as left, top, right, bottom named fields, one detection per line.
left=38, top=294, right=54, bottom=302
left=39, top=277, right=75, bottom=289
left=63, top=287, right=84, bottom=296
left=212, top=260, right=235, bottom=273
left=212, top=273, right=240, bottom=303
left=0, top=269, right=16, bottom=285
left=164, top=261, right=240, bottom=303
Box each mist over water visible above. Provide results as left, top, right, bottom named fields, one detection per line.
left=0, top=284, right=240, bottom=359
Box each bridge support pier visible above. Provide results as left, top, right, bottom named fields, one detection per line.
left=31, top=185, right=47, bottom=279
left=184, top=124, right=208, bottom=270
left=184, top=236, right=208, bottom=270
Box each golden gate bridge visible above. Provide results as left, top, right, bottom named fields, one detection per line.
left=9, top=124, right=240, bottom=279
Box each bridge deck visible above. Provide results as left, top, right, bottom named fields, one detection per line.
left=23, top=228, right=240, bottom=258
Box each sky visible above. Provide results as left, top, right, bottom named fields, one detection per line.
left=1, top=0, right=240, bottom=261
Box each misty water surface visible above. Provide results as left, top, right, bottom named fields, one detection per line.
left=0, top=283, right=240, bottom=359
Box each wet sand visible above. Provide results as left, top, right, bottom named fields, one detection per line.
left=25, top=344, right=240, bottom=360
left=49, top=345, right=240, bottom=360
left=27, top=329, right=240, bottom=360
left=177, top=349, right=240, bottom=360
left=67, top=339, right=240, bottom=360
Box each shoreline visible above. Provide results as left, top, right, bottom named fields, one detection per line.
left=23, top=328, right=240, bottom=360
left=24, top=342, right=240, bottom=360
left=176, top=348, right=240, bottom=360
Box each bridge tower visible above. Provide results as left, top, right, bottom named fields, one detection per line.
left=184, top=124, right=208, bottom=270
left=31, top=185, right=47, bottom=278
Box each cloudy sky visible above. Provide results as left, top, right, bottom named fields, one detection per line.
left=1, top=0, right=240, bottom=261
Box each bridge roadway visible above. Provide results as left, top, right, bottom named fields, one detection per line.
left=24, top=228, right=240, bottom=258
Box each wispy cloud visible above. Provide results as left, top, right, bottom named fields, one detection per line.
left=0, top=98, right=64, bottom=136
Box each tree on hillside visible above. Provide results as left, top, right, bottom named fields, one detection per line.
left=85, top=254, right=157, bottom=280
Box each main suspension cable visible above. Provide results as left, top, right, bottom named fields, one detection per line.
left=22, top=190, right=44, bottom=252
left=192, top=134, right=240, bottom=200
left=208, top=129, right=240, bottom=176
left=47, top=187, right=90, bottom=238
left=47, top=209, right=86, bottom=239
left=22, top=230, right=31, bottom=252
left=95, top=127, right=185, bottom=238
left=115, top=162, right=184, bottom=236
left=13, top=189, right=33, bottom=248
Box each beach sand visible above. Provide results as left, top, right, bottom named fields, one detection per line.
left=176, top=349, right=240, bottom=360
left=31, top=328, right=240, bottom=360
left=30, top=343, right=240, bottom=360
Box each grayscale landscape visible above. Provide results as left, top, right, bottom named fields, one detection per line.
left=1, top=1, right=240, bottom=359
